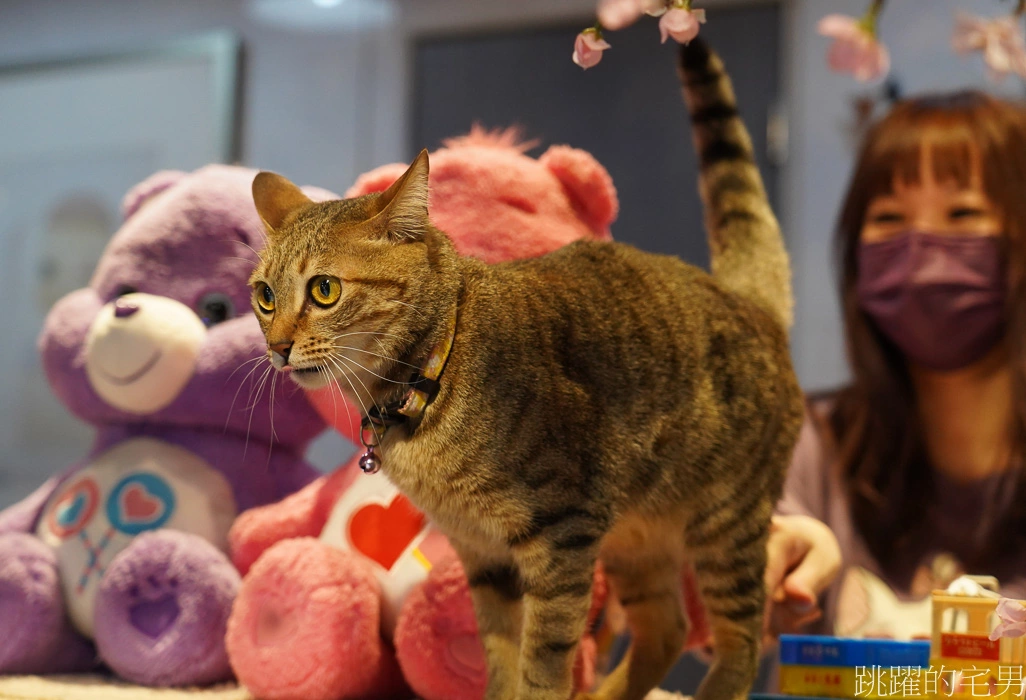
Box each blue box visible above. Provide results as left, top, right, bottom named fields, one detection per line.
left=778, top=635, right=930, bottom=668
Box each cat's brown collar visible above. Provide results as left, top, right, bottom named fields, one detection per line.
left=357, top=303, right=458, bottom=473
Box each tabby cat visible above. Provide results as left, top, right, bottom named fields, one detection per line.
left=248, top=40, right=803, bottom=700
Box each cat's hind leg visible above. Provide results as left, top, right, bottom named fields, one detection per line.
left=685, top=489, right=773, bottom=700
left=579, top=515, right=688, bottom=700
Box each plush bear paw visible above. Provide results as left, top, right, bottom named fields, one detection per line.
left=0, top=533, right=95, bottom=673
left=93, top=530, right=239, bottom=686
left=227, top=537, right=408, bottom=700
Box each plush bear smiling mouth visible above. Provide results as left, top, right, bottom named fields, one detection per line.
left=96, top=350, right=163, bottom=386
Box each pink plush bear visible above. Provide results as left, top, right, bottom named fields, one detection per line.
left=225, top=128, right=619, bottom=700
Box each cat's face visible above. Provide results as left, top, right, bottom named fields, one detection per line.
left=250, top=152, right=435, bottom=399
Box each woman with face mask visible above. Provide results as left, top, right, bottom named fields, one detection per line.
left=762, top=89, right=1026, bottom=644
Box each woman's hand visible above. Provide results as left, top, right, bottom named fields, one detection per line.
left=762, top=514, right=842, bottom=638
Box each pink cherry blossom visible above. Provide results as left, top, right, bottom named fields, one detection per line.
left=659, top=7, right=706, bottom=45
left=597, top=0, right=669, bottom=31
left=952, top=12, right=1026, bottom=82
left=598, top=0, right=642, bottom=31
left=818, top=14, right=890, bottom=83
left=573, top=30, right=612, bottom=69
left=991, top=597, right=1026, bottom=641
left=640, top=0, right=669, bottom=18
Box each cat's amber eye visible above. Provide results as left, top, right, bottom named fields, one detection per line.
left=255, top=282, right=275, bottom=314
left=309, top=275, right=342, bottom=308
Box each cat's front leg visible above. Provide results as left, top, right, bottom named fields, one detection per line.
left=512, top=542, right=598, bottom=700
left=453, top=540, right=524, bottom=700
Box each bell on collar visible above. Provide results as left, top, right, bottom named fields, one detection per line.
left=359, top=449, right=381, bottom=475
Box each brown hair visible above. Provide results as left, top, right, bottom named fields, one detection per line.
left=829, top=90, right=1026, bottom=578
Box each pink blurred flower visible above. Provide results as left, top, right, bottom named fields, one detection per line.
left=952, top=12, right=1026, bottom=82
left=990, top=598, right=1026, bottom=641
left=598, top=0, right=641, bottom=31
left=598, top=0, right=669, bottom=31
left=818, top=14, right=890, bottom=83
left=573, top=29, right=612, bottom=69
left=659, top=6, right=706, bottom=44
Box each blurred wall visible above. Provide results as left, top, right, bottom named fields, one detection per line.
left=0, top=0, right=408, bottom=191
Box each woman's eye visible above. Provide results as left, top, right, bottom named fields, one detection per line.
left=950, top=207, right=984, bottom=220
left=197, top=292, right=235, bottom=327
left=869, top=212, right=904, bottom=225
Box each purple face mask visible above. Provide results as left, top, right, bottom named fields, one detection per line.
left=856, top=230, right=1006, bottom=371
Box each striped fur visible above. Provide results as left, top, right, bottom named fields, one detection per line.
left=681, top=39, right=794, bottom=330
left=249, top=39, right=802, bottom=700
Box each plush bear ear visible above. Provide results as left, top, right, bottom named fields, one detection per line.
left=120, top=170, right=187, bottom=220
left=344, top=163, right=410, bottom=198
left=539, top=146, right=619, bottom=238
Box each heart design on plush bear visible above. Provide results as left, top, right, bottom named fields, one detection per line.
left=57, top=493, right=87, bottom=528
left=347, top=494, right=426, bottom=571
left=122, top=484, right=164, bottom=522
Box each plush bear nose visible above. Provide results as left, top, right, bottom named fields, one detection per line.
left=114, top=298, right=140, bottom=318
left=270, top=342, right=292, bottom=362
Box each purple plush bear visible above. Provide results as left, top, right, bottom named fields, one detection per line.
left=0, top=165, right=332, bottom=686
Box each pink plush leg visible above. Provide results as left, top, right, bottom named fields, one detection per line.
left=394, top=556, right=486, bottom=700
left=226, top=538, right=407, bottom=700
left=397, top=557, right=609, bottom=700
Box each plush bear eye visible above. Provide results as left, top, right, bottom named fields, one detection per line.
left=309, top=275, right=342, bottom=308
left=254, top=282, right=275, bottom=314
left=197, top=292, right=235, bottom=327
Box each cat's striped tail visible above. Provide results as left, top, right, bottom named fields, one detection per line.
left=679, top=39, right=793, bottom=330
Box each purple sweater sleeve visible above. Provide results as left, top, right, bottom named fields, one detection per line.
left=776, top=405, right=830, bottom=521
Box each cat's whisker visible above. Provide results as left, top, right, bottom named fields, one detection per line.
left=331, top=355, right=385, bottom=421
left=225, top=356, right=270, bottom=433
left=390, top=299, right=428, bottom=317
left=244, top=364, right=274, bottom=460
left=229, top=238, right=261, bottom=257
left=324, top=367, right=344, bottom=431
left=330, top=344, right=421, bottom=371
left=328, top=357, right=379, bottom=443
left=330, top=330, right=409, bottom=343
left=227, top=355, right=266, bottom=383
left=266, top=370, right=279, bottom=470
left=321, top=358, right=356, bottom=431
left=335, top=353, right=412, bottom=386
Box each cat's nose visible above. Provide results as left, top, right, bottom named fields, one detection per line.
left=114, top=298, right=140, bottom=318
left=270, top=341, right=292, bottom=363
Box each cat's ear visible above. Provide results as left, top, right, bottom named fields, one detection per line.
left=372, top=149, right=430, bottom=242
left=252, top=171, right=314, bottom=236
